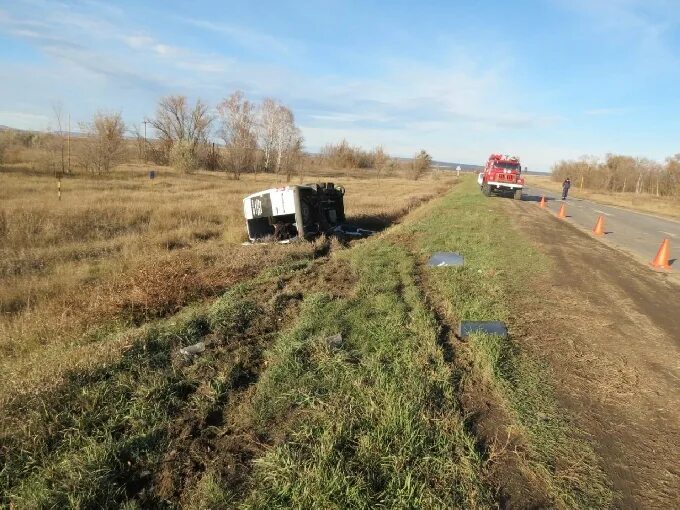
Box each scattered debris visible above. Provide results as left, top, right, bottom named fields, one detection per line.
left=457, top=321, right=508, bottom=339
left=428, top=252, right=464, bottom=267
left=179, top=341, right=206, bottom=357
left=328, top=224, right=374, bottom=239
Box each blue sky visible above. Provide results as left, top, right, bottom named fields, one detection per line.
left=1, top=0, right=679, bottom=171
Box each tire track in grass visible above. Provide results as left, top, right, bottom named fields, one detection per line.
left=238, top=241, right=494, bottom=509
left=390, top=177, right=614, bottom=509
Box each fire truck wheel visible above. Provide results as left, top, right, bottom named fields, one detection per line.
left=513, top=189, right=523, bottom=200
left=482, top=183, right=492, bottom=197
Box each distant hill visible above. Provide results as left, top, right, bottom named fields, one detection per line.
left=0, top=124, right=88, bottom=138
left=432, top=161, right=483, bottom=172
left=432, top=160, right=548, bottom=175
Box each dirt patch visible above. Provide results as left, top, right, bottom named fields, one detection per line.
left=416, top=261, right=551, bottom=509
left=505, top=199, right=680, bottom=509
left=455, top=349, right=553, bottom=510
left=152, top=256, right=358, bottom=504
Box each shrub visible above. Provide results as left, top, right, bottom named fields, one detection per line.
left=79, top=112, right=126, bottom=174
left=321, top=140, right=391, bottom=170
left=170, top=140, right=200, bottom=173
left=410, top=150, right=432, bottom=180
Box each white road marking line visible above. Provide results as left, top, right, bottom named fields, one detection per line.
left=660, top=231, right=677, bottom=238
left=594, top=209, right=613, bottom=216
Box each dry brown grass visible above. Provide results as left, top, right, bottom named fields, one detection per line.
left=0, top=162, right=455, bottom=398
left=528, top=174, right=680, bottom=219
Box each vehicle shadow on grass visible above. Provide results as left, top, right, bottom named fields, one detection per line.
left=347, top=208, right=420, bottom=232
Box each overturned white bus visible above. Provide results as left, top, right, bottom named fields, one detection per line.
left=242, top=183, right=347, bottom=242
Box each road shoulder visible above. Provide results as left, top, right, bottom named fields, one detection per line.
left=507, top=197, right=680, bottom=508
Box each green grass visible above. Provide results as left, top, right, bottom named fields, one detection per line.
left=0, top=260, right=308, bottom=509
left=241, top=242, right=492, bottom=509
left=402, top=177, right=613, bottom=508
left=1, top=176, right=613, bottom=508
left=232, top=176, right=612, bottom=508
left=1, top=307, right=205, bottom=508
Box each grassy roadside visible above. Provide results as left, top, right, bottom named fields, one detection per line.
left=238, top=241, right=492, bottom=508
left=0, top=165, right=453, bottom=395
left=0, top=258, right=319, bottom=508
left=1, top=177, right=613, bottom=508
left=403, top=177, right=613, bottom=508
left=234, top=177, right=612, bottom=508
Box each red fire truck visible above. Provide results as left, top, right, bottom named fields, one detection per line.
left=477, top=154, right=525, bottom=200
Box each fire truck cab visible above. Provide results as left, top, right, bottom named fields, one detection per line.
left=478, top=154, right=524, bottom=200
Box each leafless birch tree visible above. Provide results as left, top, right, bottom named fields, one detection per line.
left=218, top=91, right=257, bottom=178
left=257, top=98, right=304, bottom=175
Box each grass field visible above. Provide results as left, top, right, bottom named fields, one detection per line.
left=528, top=174, right=680, bottom=219
left=1, top=174, right=613, bottom=508
left=0, top=164, right=455, bottom=401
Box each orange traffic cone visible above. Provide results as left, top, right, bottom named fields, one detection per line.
left=539, top=196, right=546, bottom=208
left=649, top=239, right=671, bottom=270
left=592, top=215, right=605, bottom=236
left=557, top=204, right=566, bottom=219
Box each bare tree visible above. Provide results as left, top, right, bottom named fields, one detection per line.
left=256, top=98, right=304, bottom=175
left=80, top=112, right=126, bottom=174
left=131, top=124, right=147, bottom=161
left=148, top=95, right=213, bottom=168
left=257, top=98, right=279, bottom=172
left=274, top=106, right=297, bottom=174
left=665, top=154, right=680, bottom=196
left=373, top=146, right=388, bottom=178
left=218, top=91, right=257, bottom=179
left=411, top=150, right=432, bottom=180
left=48, top=101, right=67, bottom=176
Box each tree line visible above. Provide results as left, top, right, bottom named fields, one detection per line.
left=552, top=154, right=680, bottom=197
left=0, top=92, right=435, bottom=180
left=0, top=92, right=304, bottom=179
left=143, top=92, right=303, bottom=179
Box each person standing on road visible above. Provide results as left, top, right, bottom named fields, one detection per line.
left=562, top=177, right=571, bottom=200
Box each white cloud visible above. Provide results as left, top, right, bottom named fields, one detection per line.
left=181, top=18, right=298, bottom=56
left=123, top=35, right=154, bottom=49
left=0, top=1, right=574, bottom=170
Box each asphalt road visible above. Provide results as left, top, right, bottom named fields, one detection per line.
left=522, top=186, right=680, bottom=268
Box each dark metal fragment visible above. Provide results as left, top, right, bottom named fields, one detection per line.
left=457, top=321, right=508, bottom=339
